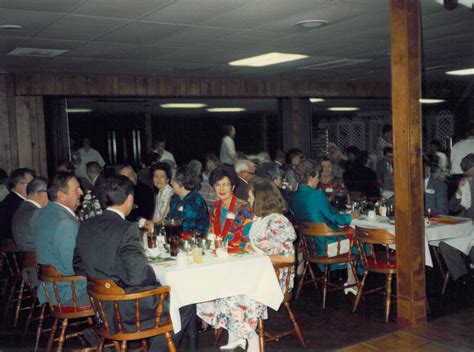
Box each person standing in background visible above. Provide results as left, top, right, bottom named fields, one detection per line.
left=450, top=125, right=474, bottom=176
left=72, top=138, right=105, bottom=180
left=220, top=125, right=237, bottom=166
left=377, top=124, right=392, bottom=160
left=153, top=136, right=176, bottom=165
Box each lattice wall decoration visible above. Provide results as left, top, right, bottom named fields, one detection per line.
left=433, top=110, right=454, bottom=149
left=335, top=118, right=366, bottom=151
left=352, top=117, right=366, bottom=150
left=368, top=115, right=390, bottom=153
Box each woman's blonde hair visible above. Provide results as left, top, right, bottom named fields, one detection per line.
left=248, top=177, right=287, bottom=217
left=295, top=159, right=321, bottom=185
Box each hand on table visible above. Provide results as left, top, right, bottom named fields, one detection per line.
left=350, top=210, right=360, bottom=219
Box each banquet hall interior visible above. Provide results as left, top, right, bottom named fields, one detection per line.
left=1, top=0, right=474, bottom=351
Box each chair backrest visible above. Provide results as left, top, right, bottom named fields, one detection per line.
left=23, top=250, right=37, bottom=268
left=298, top=221, right=355, bottom=262
left=87, top=278, right=174, bottom=340
left=1, top=251, right=22, bottom=277
left=355, top=226, right=396, bottom=272
left=273, top=261, right=295, bottom=300
left=38, top=264, right=91, bottom=317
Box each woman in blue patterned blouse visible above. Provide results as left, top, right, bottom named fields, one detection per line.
left=167, top=165, right=209, bottom=235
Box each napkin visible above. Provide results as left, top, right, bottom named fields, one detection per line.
left=216, top=248, right=229, bottom=259
left=460, top=178, right=471, bottom=210
left=145, top=247, right=162, bottom=258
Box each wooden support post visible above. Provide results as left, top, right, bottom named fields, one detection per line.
left=280, top=98, right=311, bottom=154
left=390, top=0, right=427, bottom=326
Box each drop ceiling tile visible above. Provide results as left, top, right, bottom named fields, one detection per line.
left=71, top=0, right=172, bottom=19
left=35, top=15, right=129, bottom=41
left=257, top=3, right=369, bottom=33
left=158, top=47, right=258, bottom=64
left=201, top=0, right=326, bottom=29
left=207, top=30, right=293, bottom=50
left=62, top=42, right=170, bottom=60
left=154, top=27, right=238, bottom=47
left=0, top=0, right=83, bottom=13
left=96, top=21, right=189, bottom=45
left=142, top=0, right=256, bottom=25
left=17, top=37, right=88, bottom=50
left=423, top=20, right=474, bottom=41
left=0, top=9, right=63, bottom=37
left=0, top=36, right=26, bottom=55
left=423, top=6, right=474, bottom=30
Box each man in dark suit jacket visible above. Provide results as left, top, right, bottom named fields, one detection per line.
left=12, top=177, right=49, bottom=251
left=233, top=159, right=255, bottom=202
left=118, top=165, right=154, bottom=221
left=74, top=175, right=196, bottom=351
left=0, top=168, right=35, bottom=249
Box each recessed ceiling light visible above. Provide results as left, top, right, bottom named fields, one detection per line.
left=66, top=108, right=93, bottom=113
left=228, top=52, right=309, bottom=67
left=446, top=68, right=474, bottom=76
left=309, top=98, right=325, bottom=103
left=327, top=107, right=359, bottom=112
left=419, top=99, right=446, bottom=104
left=160, top=103, right=207, bottom=109
left=0, top=24, right=22, bottom=30
left=207, top=108, right=246, bottom=112
left=295, top=20, right=328, bottom=29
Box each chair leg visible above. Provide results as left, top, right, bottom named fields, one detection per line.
left=57, top=318, right=68, bottom=352
left=34, top=304, right=46, bottom=352
left=165, top=331, right=176, bottom=352
left=214, top=327, right=223, bottom=346
left=257, top=319, right=265, bottom=352
left=23, top=289, right=37, bottom=337
left=441, top=272, right=450, bottom=295
left=295, top=261, right=309, bottom=300
left=284, top=302, right=306, bottom=347
left=349, top=260, right=360, bottom=288
left=322, top=265, right=329, bottom=309
left=47, top=318, right=58, bottom=352
left=141, top=339, right=148, bottom=351
left=120, top=340, right=127, bottom=352
left=308, top=264, right=319, bottom=290
left=352, top=271, right=368, bottom=313
left=4, top=279, right=17, bottom=321
left=112, top=341, right=121, bottom=352
left=385, top=273, right=393, bottom=323
left=14, top=279, right=25, bottom=327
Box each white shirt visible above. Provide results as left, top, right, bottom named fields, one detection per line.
left=26, top=199, right=41, bottom=208
left=106, top=207, right=125, bottom=220
left=74, top=147, right=106, bottom=179
left=0, top=185, right=8, bottom=202
left=450, top=138, right=474, bottom=174
left=160, top=150, right=176, bottom=164
left=220, top=136, right=236, bottom=165
left=12, top=191, right=27, bottom=201
left=55, top=201, right=77, bottom=219
left=154, top=184, right=174, bottom=223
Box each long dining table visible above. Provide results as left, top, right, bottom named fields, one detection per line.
left=149, top=251, right=283, bottom=333
left=351, top=215, right=474, bottom=267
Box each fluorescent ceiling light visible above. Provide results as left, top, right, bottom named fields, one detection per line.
left=327, top=107, right=359, bottom=112
left=207, top=108, right=246, bottom=112
left=419, top=99, right=446, bottom=104
left=295, top=20, right=328, bottom=29
left=446, top=68, right=474, bottom=76
left=228, top=52, right=309, bottom=67
left=8, top=47, right=68, bottom=57
left=309, top=98, right=325, bottom=103
left=160, top=103, right=207, bottom=108
left=66, top=108, right=93, bottom=113
left=0, top=24, right=22, bottom=30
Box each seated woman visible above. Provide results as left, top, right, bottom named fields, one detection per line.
left=150, top=162, right=174, bottom=223
left=318, top=156, right=346, bottom=198
left=291, top=159, right=359, bottom=292
left=197, top=177, right=295, bottom=352
left=283, top=148, right=303, bottom=191
left=167, top=165, right=209, bottom=235
left=208, top=167, right=254, bottom=250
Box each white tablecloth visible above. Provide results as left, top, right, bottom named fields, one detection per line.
left=351, top=216, right=473, bottom=267
left=150, top=253, right=283, bottom=333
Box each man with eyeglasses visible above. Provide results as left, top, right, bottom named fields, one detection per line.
left=233, top=159, right=256, bottom=202
left=12, top=177, right=49, bottom=252
left=0, top=168, right=35, bottom=250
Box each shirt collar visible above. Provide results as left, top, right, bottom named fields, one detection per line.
left=54, top=202, right=77, bottom=218
left=239, top=176, right=248, bottom=184
left=26, top=199, right=41, bottom=208
left=12, top=191, right=27, bottom=201
left=106, top=208, right=125, bottom=220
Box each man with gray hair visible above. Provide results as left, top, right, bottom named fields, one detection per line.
left=439, top=153, right=474, bottom=282
left=234, top=159, right=255, bottom=201
left=12, top=177, right=49, bottom=252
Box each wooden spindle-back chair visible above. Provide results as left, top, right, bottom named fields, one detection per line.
left=2, top=251, right=25, bottom=326
left=87, top=278, right=175, bottom=352
left=39, top=264, right=95, bottom=351
left=352, top=226, right=396, bottom=322
left=296, top=222, right=358, bottom=308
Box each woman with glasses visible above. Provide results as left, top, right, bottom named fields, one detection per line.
left=208, top=167, right=254, bottom=251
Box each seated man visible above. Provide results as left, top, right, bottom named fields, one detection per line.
left=439, top=154, right=474, bottom=281
left=36, top=172, right=88, bottom=306
left=234, top=159, right=255, bottom=202
left=78, top=161, right=103, bottom=195
left=423, top=158, right=448, bottom=215
left=73, top=175, right=196, bottom=351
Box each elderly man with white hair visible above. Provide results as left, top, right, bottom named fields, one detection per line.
left=234, top=159, right=256, bottom=201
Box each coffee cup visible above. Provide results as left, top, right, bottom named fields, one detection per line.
left=368, top=210, right=376, bottom=220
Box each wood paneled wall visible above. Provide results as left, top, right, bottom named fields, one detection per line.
left=14, top=73, right=390, bottom=98
left=0, top=74, right=47, bottom=175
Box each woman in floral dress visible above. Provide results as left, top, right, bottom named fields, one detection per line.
left=197, top=177, right=296, bottom=351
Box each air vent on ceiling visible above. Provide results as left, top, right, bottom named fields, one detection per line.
left=7, top=47, right=68, bottom=58
left=298, top=58, right=373, bottom=70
